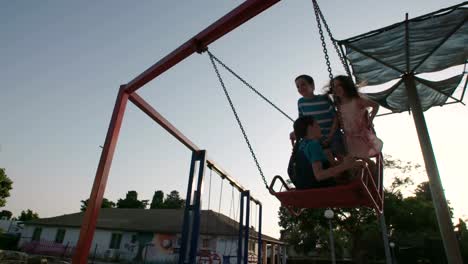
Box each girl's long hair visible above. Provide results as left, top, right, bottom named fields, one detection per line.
left=331, top=75, right=359, bottom=99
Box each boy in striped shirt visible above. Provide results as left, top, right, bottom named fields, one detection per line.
left=290, top=74, right=345, bottom=156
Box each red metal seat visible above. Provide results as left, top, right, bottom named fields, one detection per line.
left=270, top=154, right=384, bottom=215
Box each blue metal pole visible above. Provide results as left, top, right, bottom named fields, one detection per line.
left=188, top=150, right=206, bottom=263
left=243, top=191, right=250, bottom=264
left=237, top=192, right=245, bottom=264
left=178, top=151, right=198, bottom=264
left=257, top=204, right=262, bottom=264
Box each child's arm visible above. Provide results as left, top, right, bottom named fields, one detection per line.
left=324, top=148, right=339, bottom=166
left=360, top=97, right=379, bottom=121
left=312, top=156, right=364, bottom=181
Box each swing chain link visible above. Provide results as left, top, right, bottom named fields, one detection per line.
left=312, top=0, right=348, bottom=154
left=207, top=50, right=294, bottom=122
left=313, top=0, right=334, bottom=84
left=208, top=52, right=270, bottom=190
left=314, top=1, right=352, bottom=77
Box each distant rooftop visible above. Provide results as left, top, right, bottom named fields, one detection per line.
left=25, top=208, right=282, bottom=244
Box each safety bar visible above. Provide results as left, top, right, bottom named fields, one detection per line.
left=269, top=175, right=291, bottom=194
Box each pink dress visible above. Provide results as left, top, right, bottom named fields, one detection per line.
left=340, top=98, right=383, bottom=158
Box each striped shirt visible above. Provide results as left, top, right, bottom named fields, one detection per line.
left=298, top=95, right=336, bottom=138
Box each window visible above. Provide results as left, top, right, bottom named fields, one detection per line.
left=109, top=233, right=122, bottom=249
left=249, top=241, right=256, bottom=252
left=202, top=238, right=210, bottom=248
left=32, top=227, right=42, bottom=241
left=55, top=229, right=66, bottom=244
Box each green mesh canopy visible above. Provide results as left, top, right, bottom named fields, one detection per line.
left=338, top=3, right=467, bottom=112
left=366, top=74, right=465, bottom=112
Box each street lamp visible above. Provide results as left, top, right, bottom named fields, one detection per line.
left=324, top=209, right=336, bottom=264
left=389, top=242, right=396, bottom=264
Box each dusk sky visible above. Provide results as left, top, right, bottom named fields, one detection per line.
left=1, top=0, right=466, bottom=238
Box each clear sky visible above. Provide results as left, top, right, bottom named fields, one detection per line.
left=1, top=1, right=466, bottom=238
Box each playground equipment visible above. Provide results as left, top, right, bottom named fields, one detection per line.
left=73, top=1, right=466, bottom=263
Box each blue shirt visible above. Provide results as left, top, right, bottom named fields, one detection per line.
left=298, top=95, right=336, bottom=138
left=290, top=139, right=335, bottom=189
left=298, top=139, right=328, bottom=164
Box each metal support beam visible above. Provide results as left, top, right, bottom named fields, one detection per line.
left=237, top=191, right=251, bottom=264
left=243, top=191, right=250, bottom=264
left=404, top=74, right=463, bottom=264
left=73, top=86, right=129, bottom=264
left=178, top=150, right=207, bottom=264
left=129, top=93, right=200, bottom=152
left=125, top=0, right=280, bottom=94
left=380, top=214, right=392, bottom=264
left=237, top=192, right=245, bottom=264
left=129, top=93, right=263, bottom=204
left=257, top=204, right=263, bottom=264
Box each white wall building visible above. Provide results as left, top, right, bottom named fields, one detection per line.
left=19, top=209, right=284, bottom=263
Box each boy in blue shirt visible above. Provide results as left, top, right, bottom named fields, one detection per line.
left=290, top=74, right=345, bottom=157
left=289, top=116, right=363, bottom=189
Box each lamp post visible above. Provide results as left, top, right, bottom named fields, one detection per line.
left=324, top=209, right=336, bottom=264
left=389, top=242, right=396, bottom=264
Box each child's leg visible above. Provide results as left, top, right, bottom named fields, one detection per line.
left=330, top=131, right=346, bottom=161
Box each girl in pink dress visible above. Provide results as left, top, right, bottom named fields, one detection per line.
left=331, top=75, right=383, bottom=158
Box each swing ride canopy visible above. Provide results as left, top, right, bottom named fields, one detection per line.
left=338, top=3, right=468, bottom=112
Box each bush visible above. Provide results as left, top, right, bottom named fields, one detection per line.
left=0, top=233, right=19, bottom=250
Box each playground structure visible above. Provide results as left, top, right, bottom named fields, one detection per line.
left=72, top=1, right=467, bottom=263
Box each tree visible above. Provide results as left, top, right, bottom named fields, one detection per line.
left=18, top=209, right=39, bottom=221
left=0, top=210, right=12, bottom=220
left=456, top=218, right=468, bottom=262
left=0, top=168, right=13, bottom=207
left=163, top=190, right=185, bottom=209
left=117, top=191, right=149, bottom=209
left=150, top=191, right=164, bottom=209
left=80, top=198, right=116, bottom=212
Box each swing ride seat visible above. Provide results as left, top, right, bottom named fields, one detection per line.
left=270, top=155, right=384, bottom=215
left=205, top=0, right=387, bottom=216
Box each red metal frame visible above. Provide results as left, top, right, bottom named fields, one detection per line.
left=73, top=1, right=279, bottom=262
left=73, top=86, right=129, bottom=263
left=125, top=0, right=280, bottom=94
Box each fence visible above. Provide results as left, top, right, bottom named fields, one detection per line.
left=21, top=240, right=75, bottom=258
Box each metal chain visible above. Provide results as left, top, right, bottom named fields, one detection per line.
left=312, top=0, right=334, bottom=84
left=314, top=1, right=352, bottom=77
left=208, top=52, right=270, bottom=189
left=312, top=0, right=348, bottom=154
left=208, top=50, right=294, bottom=123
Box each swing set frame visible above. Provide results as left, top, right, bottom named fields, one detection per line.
left=72, top=1, right=280, bottom=263
left=72, top=0, right=463, bottom=263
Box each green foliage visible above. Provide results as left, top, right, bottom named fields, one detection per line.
left=18, top=209, right=39, bottom=221
left=0, top=168, right=13, bottom=207
left=0, top=210, right=12, bottom=220
left=150, top=191, right=164, bottom=209
left=80, top=197, right=116, bottom=212
left=117, top=191, right=149, bottom=209
left=163, top=191, right=185, bottom=209
left=150, top=190, right=185, bottom=209
left=456, top=218, right=468, bottom=262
